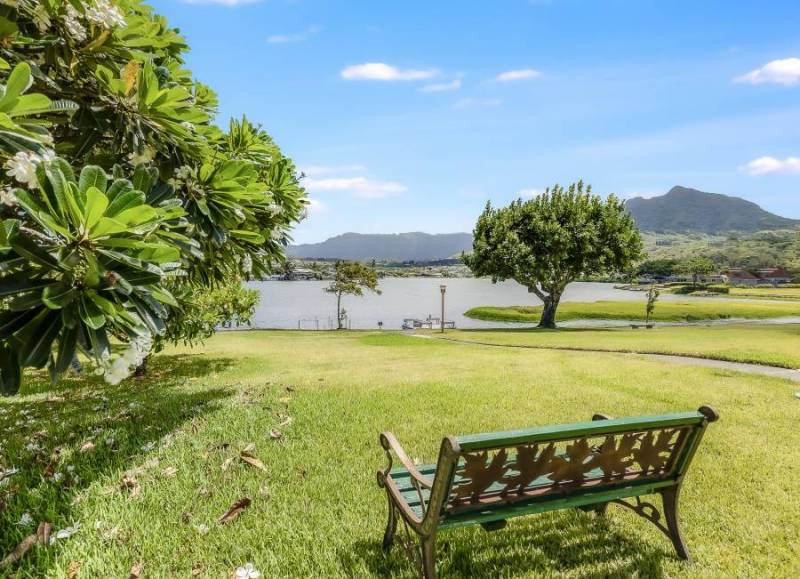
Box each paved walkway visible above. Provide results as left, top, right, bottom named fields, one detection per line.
left=421, top=335, right=800, bottom=382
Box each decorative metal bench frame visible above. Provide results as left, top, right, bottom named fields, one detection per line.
left=377, top=406, right=719, bottom=578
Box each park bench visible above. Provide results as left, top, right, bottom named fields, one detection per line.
left=377, top=405, right=719, bottom=578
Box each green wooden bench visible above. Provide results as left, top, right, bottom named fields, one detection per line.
left=376, top=405, right=719, bottom=578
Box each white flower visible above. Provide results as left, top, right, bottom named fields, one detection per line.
left=174, top=165, right=193, bottom=181
left=242, top=254, right=252, bottom=274
left=17, top=513, right=33, bottom=527
left=234, top=563, right=261, bottom=578
left=270, top=229, right=284, bottom=242
left=52, top=472, right=64, bottom=482
left=195, top=523, right=210, bottom=535
left=141, top=441, right=156, bottom=452
left=25, top=442, right=41, bottom=452
left=180, top=121, right=195, bottom=131
left=5, top=152, right=39, bottom=187
left=83, top=0, right=125, bottom=29
left=64, top=4, right=87, bottom=42
left=127, top=147, right=154, bottom=166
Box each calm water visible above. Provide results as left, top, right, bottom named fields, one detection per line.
left=245, top=278, right=701, bottom=330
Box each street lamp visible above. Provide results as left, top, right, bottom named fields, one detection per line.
left=439, top=284, right=446, bottom=333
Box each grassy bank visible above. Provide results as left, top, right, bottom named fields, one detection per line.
left=1, top=331, right=799, bottom=577
left=465, top=299, right=800, bottom=323
left=729, top=286, right=800, bottom=300
left=443, top=323, right=800, bottom=368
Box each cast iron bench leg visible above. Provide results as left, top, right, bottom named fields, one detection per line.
left=421, top=534, right=437, bottom=579
left=382, top=494, right=397, bottom=552
left=661, top=487, right=691, bottom=562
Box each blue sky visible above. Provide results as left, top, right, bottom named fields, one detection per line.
left=152, top=0, right=800, bottom=243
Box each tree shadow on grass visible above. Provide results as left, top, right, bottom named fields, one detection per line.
left=348, top=510, right=669, bottom=577
left=0, top=353, right=235, bottom=564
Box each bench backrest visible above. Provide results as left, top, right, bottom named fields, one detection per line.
left=432, top=407, right=718, bottom=519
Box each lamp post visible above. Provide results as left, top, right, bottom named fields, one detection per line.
left=439, top=284, right=446, bottom=333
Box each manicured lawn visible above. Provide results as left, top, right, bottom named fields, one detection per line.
left=465, top=299, right=800, bottom=323
left=444, top=323, right=800, bottom=368
left=1, top=331, right=799, bottom=577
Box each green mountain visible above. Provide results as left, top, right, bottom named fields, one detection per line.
left=288, top=232, right=473, bottom=261
left=626, top=186, right=800, bottom=233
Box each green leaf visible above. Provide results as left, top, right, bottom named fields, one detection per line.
left=0, top=273, right=56, bottom=297
left=12, top=309, right=60, bottom=368
left=0, top=342, right=21, bottom=396
left=8, top=230, right=60, bottom=269
left=78, top=165, right=108, bottom=195
left=230, top=229, right=266, bottom=244
left=1, top=62, right=32, bottom=104
left=55, top=325, right=79, bottom=374
left=79, top=295, right=106, bottom=330
left=42, top=283, right=77, bottom=309
left=84, top=186, right=109, bottom=229
left=0, top=309, right=38, bottom=339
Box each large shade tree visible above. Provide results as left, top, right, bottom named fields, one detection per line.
left=0, top=1, right=307, bottom=394
left=465, top=182, right=643, bottom=328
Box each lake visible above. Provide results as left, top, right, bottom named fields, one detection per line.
left=245, top=278, right=701, bottom=330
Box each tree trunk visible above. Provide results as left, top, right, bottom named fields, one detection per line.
left=134, top=355, right=149, bottom=378
left=336, top=292, right=343, bottom=330
left=538, top=294, right=561, bottom=329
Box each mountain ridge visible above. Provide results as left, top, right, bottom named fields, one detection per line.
left=289, top=187, right=799, bottom=260
left=625, top=186, right=799, bottom=234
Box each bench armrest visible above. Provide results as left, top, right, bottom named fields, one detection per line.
left=379, top=432, right=434, bottom=489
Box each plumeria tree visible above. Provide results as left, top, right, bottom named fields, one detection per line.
left=0, top=1, right=307, bottom=394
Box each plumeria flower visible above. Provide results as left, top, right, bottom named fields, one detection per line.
left=0, top=188, right=17, bottom=206
left=17, top=513, right=33, bottom=527
left=234, top=563, right=261, bottom=578
left=52, top=472, right=64, bottom=482
left=5, top=152, right=40, bottom=187
left=64, top=4, right=87, bottom=42
left=141, top=442, right=156, bottom=452
left=83, top=0, right=126, bottom=29
left=195, top=523, right=210, bottom=535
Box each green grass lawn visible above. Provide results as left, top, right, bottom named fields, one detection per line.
left=465, top=299, right=800, bottom=323
left=444, top=323, right=800, bottom=368
left=1, top=330, right=799, bottom=577
left=729, top=286, right=800, bottom=300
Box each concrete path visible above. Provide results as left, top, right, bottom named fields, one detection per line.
left=421, top=335, right=800, bottom=382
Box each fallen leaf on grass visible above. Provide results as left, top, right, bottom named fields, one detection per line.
left=130, top=562, right=143, bottom=578
left=221, top=457, right=235, bottom=471
left=161, top=466, right=177, bottom=478
left=239, top=451, right=267, bottom=471
left=191, top=564, right=205, bottom=576
left=268, top=429, right=282, bottom=441
left=278, top=416, right=293, bottom=428
left=242, top=443, right=256, bottom=453
left=67, top=560, right=81, bottom=578
left=120, top=474, right=140, bottom=498
left=79, top=441, right=95, bottom=453
left=218, top=498, right=251, bottom=524
left=0, top=522, right=50, bottom=569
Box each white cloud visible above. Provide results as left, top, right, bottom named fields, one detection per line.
left=495, top=69, right=541, bottom=82
left=305, top=199, right=327, bottom=216
left=454, top=97, right=502, bottom=109
left=735, top=58, right=800, bottom=86
left=340, top=62, right=439, bottom=81
left=304, top=175, right=407, bottom=199
left=740, top=156, right=800, bottom=176
left=267, top=25, right=320, bottom=44
left=419, top=79, right=462, bottom=93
